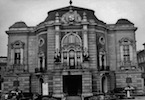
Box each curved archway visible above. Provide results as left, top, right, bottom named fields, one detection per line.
left=61, top=32, right=82, bottom=47
left=61, top=32, right=83, bottom=69
left=101, top=75, right=108, bottom=93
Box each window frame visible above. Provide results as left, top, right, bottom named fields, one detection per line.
left=11, top=40, right=24, bottom=65
left=119, top=37, right=134, bottom=66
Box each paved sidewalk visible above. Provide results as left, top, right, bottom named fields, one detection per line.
left=122, top=96, right=145, bottom=100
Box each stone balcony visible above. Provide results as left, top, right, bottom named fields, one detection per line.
left=54, top=62, right=90, bottom=70
left=8, top=64, right=27, bottom=73
left=99, top=66, right=110, bottom=71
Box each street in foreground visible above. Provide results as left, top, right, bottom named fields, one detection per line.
left=121, top=96, right=145, bottom=100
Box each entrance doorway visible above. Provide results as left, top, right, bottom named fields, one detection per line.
left=101, top=76, right=108, bottom=93
left=63, top=75, right=82, bottom=96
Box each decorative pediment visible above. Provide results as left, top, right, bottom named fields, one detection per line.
left=11, top=40, right=25, bottom=49
left=61, top=7, right=82, bottom=23
left=119, top=37, right=134, bottom=45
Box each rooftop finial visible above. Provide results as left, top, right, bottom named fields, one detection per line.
left=69, top=0, right=72, bottom=6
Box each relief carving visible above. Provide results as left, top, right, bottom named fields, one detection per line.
left=61, top=8, right=81, bottom=23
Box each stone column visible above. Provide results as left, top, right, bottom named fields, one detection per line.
left=11, top=49, right=14, bottom=64
left=83, top=27, right=88, bottom=54
left=55, top=12, right=60, bottom=59
left=129, top=45, right=133, bottom=61
left=82, top=12, right=88, bottom=55
left=42, top=57, right=45, bottom=69
left=20, top=48, right=23, bottom=64
left=120, top=45, right=124, bottom=63
left=55, top=26, right=60, bottom=56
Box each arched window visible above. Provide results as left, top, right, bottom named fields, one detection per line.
left=62, top=33, right=82, bottom=46
left=61, top=32, right=82, bottom=69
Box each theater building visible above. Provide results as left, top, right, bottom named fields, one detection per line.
left=4, top=2, right=143, bottom=98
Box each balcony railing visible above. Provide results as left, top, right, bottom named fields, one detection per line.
left=54, top=62, right=88, bottom=70
left=99, top=66, right=110, bottom=71
left=119, top=61, right=135, bottom=66
left=119, top=61, right=136, bottom=70
left=9, top=64, right=27, bottom=72
left=35, top=67, right=46, bottom=73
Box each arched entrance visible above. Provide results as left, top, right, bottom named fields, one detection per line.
left=101, top=75, right=109, bottom=93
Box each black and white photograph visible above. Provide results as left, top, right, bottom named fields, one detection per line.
left=0, top=0, right=145, bottom=100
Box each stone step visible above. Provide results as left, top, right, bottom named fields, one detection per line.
left=66, top=96, right=81, bottom=100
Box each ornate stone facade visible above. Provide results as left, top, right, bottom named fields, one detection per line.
left=3, top=3, right=143, bottom=99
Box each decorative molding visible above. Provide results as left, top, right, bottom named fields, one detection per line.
left=38, top=51, right=44, bottom=57
left=119, top=37, right=134, bottom=45
left=99, top=36, right=105, bottom=45
left=61, top=8, right=82, bottom=23
left=61, top=32, right=82, bottom=47
left=38, top=37, right=45, bottom=47
left=11, top=40, right=25, bottom=49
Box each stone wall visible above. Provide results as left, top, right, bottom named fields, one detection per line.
left=116, top=71, right=144, bottom=94
left=47, top=27, right=55, bottom=70
left=3, top=73, right=30, bottom=93
left=28, top=35, right=37, bottom=72
left=88, top=29, right=97, bottom=69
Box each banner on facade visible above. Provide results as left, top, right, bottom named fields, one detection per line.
left=42, top=83, right=48, bottom=95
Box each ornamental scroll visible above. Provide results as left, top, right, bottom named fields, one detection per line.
left=61, top=10, right=82, bottom=23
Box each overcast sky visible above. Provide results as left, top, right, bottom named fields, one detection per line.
left=0, top=0, right=145, bottom=56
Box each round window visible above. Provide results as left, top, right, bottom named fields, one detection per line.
left=39, top=38, right=44, bottom=47
left=99, top=36, right=105, bottom=45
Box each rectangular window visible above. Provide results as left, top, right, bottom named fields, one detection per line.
left=14, top=50, right=21, bottom=64
left=62, top=50, right=82, bottom=69
left=123, top=45, right=130, bottom=63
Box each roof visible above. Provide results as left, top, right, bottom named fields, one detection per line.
left=137, top=50, right=145, bottom=56
left=116, top=19, right=134, bottom=25
left=9, top=21, right=28, bottom=29
left=41, top=6, right=105, bottom=25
